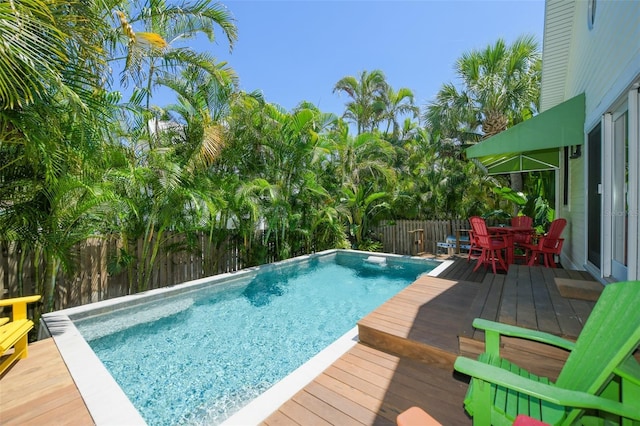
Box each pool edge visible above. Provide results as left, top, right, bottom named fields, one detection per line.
left=428, top=259, right=454, bottom=276
left=38, top=249, right=446, bottom=425
left=220, top=327, right=359, bottom=426
left=40, top=312, right=147, bottom=425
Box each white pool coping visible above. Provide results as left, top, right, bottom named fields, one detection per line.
left=221, top=327, right=359, bottom=425
left=429, top=258, right=454, bottom=276
left=41, top=312, right=147, bottom=425
left=222, top=257, right=453, bottom=425
left=39, top=250, right=448, bottom=426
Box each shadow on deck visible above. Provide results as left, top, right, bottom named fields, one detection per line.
left=359, top=257, right=597, bottom=379
left=263, top=257, right=600, bottom=425
left=2, top=256, right=601, bottom=426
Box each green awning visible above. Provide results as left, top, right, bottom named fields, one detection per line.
left=466, top=93, right=585, bottom=174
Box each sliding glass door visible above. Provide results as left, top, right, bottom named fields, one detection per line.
left=587, top=124, right=602, bottom=268
left=611, top=109, right=628, bottom=280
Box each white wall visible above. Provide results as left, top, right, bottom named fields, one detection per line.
left=556, top=0, right=640, bottom=272
left=564, top=0, right=640, bottom=128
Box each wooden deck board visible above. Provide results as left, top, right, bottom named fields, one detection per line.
left=278, top=399, right=333, bottom=426
left=515, top=266, right=538, bottom=329
left=0, top=338, right=93, bottom=426
left=358, top=274, right=479, bottom=361
left=437, top=256, right=483, bottom=282
left=541, top=267, right=588, bottom=338
left=529, top=266, right=562, bottom=335
left=2, top=256, right=600, bottom=426
left=262, top=344, right=471, bottom=426
left=478, top=274, right=505, bottom=320
left=290, top=388, right=364, bottom=426
left=498, top=267, right=519, bottom=325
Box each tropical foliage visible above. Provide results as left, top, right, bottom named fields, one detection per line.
left=0, top=0, right=543, bottom=312
left=424, top=35, right=542, bottom=193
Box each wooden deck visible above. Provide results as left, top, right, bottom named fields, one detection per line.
left=458, top=264, right=597, bottom=378
left=0, top=256, right=601, bottom=426
left=358, top=275, right=477, bottom=370
left=263, top=258, right=598, bottom=425
left=0, top=338, right=93, bottom=425
left=260, top=343, right=471, bottom=426
left=359, top=261, right=596, bottom=380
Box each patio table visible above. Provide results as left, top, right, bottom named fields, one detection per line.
left=488, top=226, right=535, bottom=264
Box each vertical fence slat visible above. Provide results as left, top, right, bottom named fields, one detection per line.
left=1, top=219, right=472, bottom=310
left=0, top=243, right=7, bottom=298
left=374, top=219, right=475, bottom=257
left=7, top=242, right=18, bottom=297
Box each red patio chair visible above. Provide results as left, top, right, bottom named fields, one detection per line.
left=469, top=216, right=510, bottom=274
left=511, top=215, right=533, bottom=227
left=466, top=229, right=483, bottom=263
left=522, top=218, right=567, bottom=267
left=510, top=215, right=533, bottom=244
left=511, top=215, right=534, bottom=262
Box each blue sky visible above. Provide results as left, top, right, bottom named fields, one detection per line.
left=154, top=0, right=545, bottom=117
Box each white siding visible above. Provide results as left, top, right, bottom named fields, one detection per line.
left=564, top=0, right=640, bottom=127
left=551, top=0, right=640, bottom=271
left=540, top=0, right=577, bottom=111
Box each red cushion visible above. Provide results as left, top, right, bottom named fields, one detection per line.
left=396, top=406, right=441, bottom=426
left=513, top=415, right=550, bottom=426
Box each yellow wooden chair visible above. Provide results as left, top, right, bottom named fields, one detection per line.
left=0, top=295, right=41, bottom=376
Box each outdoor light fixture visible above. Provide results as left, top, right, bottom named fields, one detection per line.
left=570, top=145, right=582, bottom=159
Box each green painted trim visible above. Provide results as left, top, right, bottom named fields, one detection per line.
left=473, top=148, right=560, bottom=174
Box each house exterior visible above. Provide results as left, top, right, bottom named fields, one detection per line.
left=467, top=0, right=640, bottom=282
left=543, top=0, right=640, bottom=282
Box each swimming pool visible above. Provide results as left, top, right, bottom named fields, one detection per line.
left=41, top=250, right=444, bottom=425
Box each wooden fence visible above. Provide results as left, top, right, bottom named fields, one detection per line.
left=371, top=218, right=501, bottom=256
left=0, top=232, right=256, bottom=311
left=1, top=219, right=499, bottom=311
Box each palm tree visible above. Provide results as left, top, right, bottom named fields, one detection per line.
left=333, top=70, right=389, bottom=134
left=458, top=35, right=540, bottom=137
left=114, top=1, right=238, bottom=109
left=0, top=114, right=119, bottom=311
left=108, top=124, right=221, bottom=292
left=423, top=83, right=481, bottom=144
left=382, top=87, right=419, bottom=140
left=0, top=1, right=119, bottom=312
left=160, top=63, right=238, bottom=170
left=208, top=95, right=343, bottom=263
left=101, top=1, right=241, bottom=290
left=0, top=0, right=110, bottom=111
left=253, top=104, right=338, bottom=259
left=0, top=0, right=64, bottom=110
left=340, top=185, right=390, bottom=248
left=326, top=130, right=396, bottom=246
left=424, top=35, right=541, bottom=191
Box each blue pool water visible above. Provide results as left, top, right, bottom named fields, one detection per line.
left=74, top=252, right=436, bottom=425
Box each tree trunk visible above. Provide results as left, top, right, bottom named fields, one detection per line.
left=43, top=254, right=60, bottom=313
left=510, top=172, right=524, bottom=215
left=143, top=229, right=164, bottom=291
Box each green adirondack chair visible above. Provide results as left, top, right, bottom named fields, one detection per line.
left=454, top=280, right=640, bottom=425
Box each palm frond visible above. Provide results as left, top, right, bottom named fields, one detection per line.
left=0, top=0, right=67, bottom=109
